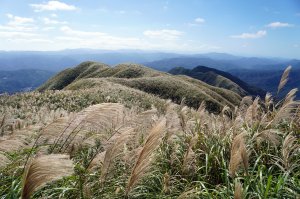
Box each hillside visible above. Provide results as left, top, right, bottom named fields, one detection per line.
left=169, top=66, right=265, bottom=97
left=38, top=61, right=242, bottom=113
left=0, top=69, right=54, bottom=94
left=1, top=68, right=299, bottom=198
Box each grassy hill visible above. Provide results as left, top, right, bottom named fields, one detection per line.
left=38, top=61, right=242, bottom=113
left=169, top=66, right=265, bottom=97
left=1, top=65, right=299, bottom=198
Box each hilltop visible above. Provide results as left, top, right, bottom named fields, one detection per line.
left=38, top=61, right=242, bottom=113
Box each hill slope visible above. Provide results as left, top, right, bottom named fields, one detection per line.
left=39, top=61, right=242, bottom=112
left=169, top=66, right=265, bottom=97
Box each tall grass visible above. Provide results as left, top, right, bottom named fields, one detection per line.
left=0, top=66, right=299, bottom=198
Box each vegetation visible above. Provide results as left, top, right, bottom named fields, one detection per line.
left=169, top=66, right=265, bottom=97
left=38, top=61, right=242, bottom=113
left=0, top=65, right=299, bottom=198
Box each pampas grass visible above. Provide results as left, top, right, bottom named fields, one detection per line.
left=234, top=181, right=243, bottom=199
left=1, top=64, right=300, bottom=198
left=100, top=127, right=135, bottom=184
left=125, top=118, right=166, bottom=195
left=0, top=152, right=10, bottom=168
left=253, top=129, right=281, bottom=147
left=277, top=66, right=292, bottom=94
left=282, top=133, right=299, bottom=170
left=229, top=132, right=248, bottom=177
left=21, top=154, right=74, bottom=199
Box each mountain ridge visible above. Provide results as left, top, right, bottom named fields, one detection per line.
left=38, top=61, right=242, bottom=113
left=169, top=65, right=265, bottom=97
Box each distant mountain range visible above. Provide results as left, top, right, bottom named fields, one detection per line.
left=0, top=69, right=54, bottom=94
left=0, top=49, right=299, bottom=98
left=0, top=50, right=180, bottom=71
left=0, top=50, right=298, bottom=72
left=169, top=66, right=265, bottom=97
left=230, top=67, right=300, bottom=99
left=144, top=55, right=299, bottom=72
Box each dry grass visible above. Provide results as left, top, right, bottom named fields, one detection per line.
left=277, top=65, right=292, bottom=94
left=229, top=132, right=248, bottom=177
left=0, top=152, right=10, bottom=168
left=253, top=129, right=281, bottom=147
left=125, top=118, right=167, bottom=195
left=282, top=133, right=299, bottom=170
left=234, top=181, right=243, bottom=199
left=21, top=154, right=74, bottom=199
left=100, top=127, right=135, bottom=184
left=0, top=65, right=299, bottom=198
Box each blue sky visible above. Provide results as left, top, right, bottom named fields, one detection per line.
left=0, top=0, right=299, bottom=58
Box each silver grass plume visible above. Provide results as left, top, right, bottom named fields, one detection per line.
left=277, top=65, right=292, bottom=94
left=125, top=118, right=166, bottom=195
left=21, top=154, right=74, bottom=199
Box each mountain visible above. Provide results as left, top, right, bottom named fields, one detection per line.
left=169, top=66, right=265, bottom=97
left=144, top=57, right=239, bottom=71
left=229, top=67, right=300, bottom=99
left=0, top=69, right=54, bottom=94
left=144, top=56, right=299, bottom=72
left=0, top=50, right=179, bottom=72
left=1, top=50, right=297, bottom=72
left=39, top=61, right=243, bottom=113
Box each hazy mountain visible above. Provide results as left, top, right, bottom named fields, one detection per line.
left=1, top=50, right=297, bottom=72
left=169, top=66, right=265, bottom=97
left=0, top=50, right=180, bottom=72
left=145, top=56, right=298, bottom=72
left=144, top=57, right=239, bottom=71
left=229, top=67, right=300, bottom=99
left=1, top=50, right=299, bottom=96
left=0, top=69, right=54, bottom=93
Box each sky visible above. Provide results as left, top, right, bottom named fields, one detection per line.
left=0, top=0, right=299, bottom=58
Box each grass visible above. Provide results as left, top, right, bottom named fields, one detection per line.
left=37, top=61, right=242, bottom=113
left=0, top=65, right=299, bottom=198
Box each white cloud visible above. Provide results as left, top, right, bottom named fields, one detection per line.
left=7, top=38, right=53, bottom=43
left=61, top=26, right=107, bottom=37
left=143, top=29, right=183, bottom=40
left=116, top=10, right=126, bottom=15
left=195, top=17, right=205, bottom=23
left=231, top=30, right=267, bottom=39
left=6, top=14, right=34, bottom=26
left=59, top=26, right=144, bottom=49
left=50, top=13, right=58, bottom=18
left=42, top=27, right=56, bottom=31
left=42, top=17, right=67, bottom=25
left=188, top=17, right=205, bottom=27
left=0, top=31, right=38, bottom=38
left=266, top=22, right=294, bottom=28
left=30, top=1, right=77, bottom=12
left=0, top=14, right=37, bottom=32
